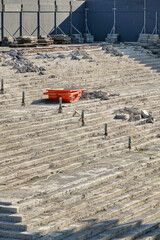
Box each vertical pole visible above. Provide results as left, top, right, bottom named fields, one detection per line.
left=20, top=4, right=23, bottom=37
left=156, top=11, right=158, bottom=34
left=105, top=123, right=108, bottom=136
left=37, top=0, right=40, bottom=38
left=144, top=0, right=146, bottom=34
left=69, top=1, right=72, bottom=36
left=128, top=136, right=131, bottom=150
left=85, top=8, right=88, bottom=34
left=113, top=0, right=116, bottom=34
left=1, top=0, right=4, bottom=41
left=81, top=110, right=85, bottom=126
left=22, top=91, right=25, bottom=106
left=1, top=79, right=4, bottom=94
left=58, top=97, right=62, bottom=113
left=54, top=1, right=57, bottom=34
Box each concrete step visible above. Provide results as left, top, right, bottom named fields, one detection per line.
left=40, top=203, right=160, bottom=240
left=0, top=213, right=22, bottom=223
left=0, top=221, right=27, bottom=232
left=114, top=222, right=160, bottom=240
left=136, top=227, right=160, bottom=239
left=0, top=134, right=158, bottom=188
left=21, top=178, right=160, bottom=233
left=1, top=132, right=159, bottom=189
left=0, top=229, right=40, bottom=240
left=14, top=156, right=160, bottom=213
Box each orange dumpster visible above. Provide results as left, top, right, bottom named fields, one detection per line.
left=43, top=89, right=86, bottom=103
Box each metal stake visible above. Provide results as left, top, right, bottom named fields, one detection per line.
left=128, top=136, right=131, bottom=150
left=58, top=97, right=62, bottom=113
left=81, top=110, right=85, bottom=126
left=105, top=123, right=108, bottom=136
left=1, top=79, right=4, bottom=94
left=22, top=91, right=25, bottom=106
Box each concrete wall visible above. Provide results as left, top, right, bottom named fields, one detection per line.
left=0, top=0, right=85, bottom=40
left=86, top=0, right=160, bottom=42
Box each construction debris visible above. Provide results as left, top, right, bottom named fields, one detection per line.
left=114, top=107, right=155, bottom=124
left=102, top=46, right=123, bottom=57
left=80, top=91, right=110, bottom=100
left=2, top=50, right=46, bottom=74
left=141, top=109, right=150, bottom=118
left=114, top=114, right=128, bottom=120
left=69, top=50, right=92, bottom=61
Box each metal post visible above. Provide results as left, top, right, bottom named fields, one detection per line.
left=69, top=1, right=72, bottom=36
left=58, top=97, right=62, bottom=113
left=22, top=91, right=25, bottom=106
left=105, top=123, right=108, bottom=136
left=1, top=79, right=4, bottom=94
left=20, top=4, right=23, bottom=36
left=85, top=8, right=88, bottom=34
left=37, top=0, right=40, bottom=38
left=81, top=110, right=85, bottom=126
left=54, top=1, right=57, bottom=34
left=144, top=0, right=146, bottom=34
left=1, top=0, right=4, bottom=40
left=128, top=136, right=131, bottom=150
left=155, top=11, right=158, bottom=34
left=113, top=0, right=116, bottom=34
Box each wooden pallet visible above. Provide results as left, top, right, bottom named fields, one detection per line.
left=9, top=42, right=37, bottom=48
left=54, top=40, right=71, bottom=44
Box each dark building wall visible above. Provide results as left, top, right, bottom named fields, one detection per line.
left=86, top=0, right=160, bottom=42
left=0, top=0, right=160, bottom=42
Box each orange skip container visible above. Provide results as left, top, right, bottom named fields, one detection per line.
left=43, top=89, right=86, bottom=103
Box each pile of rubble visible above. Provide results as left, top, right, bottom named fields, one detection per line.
left=35, top=50, right=93, bottom=61
left=102, top=45, right=123, bottom=57
left=114, top=107, right=155, bottom=124
left=69, top=50, right=92, bottom=61
left=80, top=91, right=119, bottom=100
left=2, top=50, right=46, bottom=74
left=36, top=53, right=56, bottom=59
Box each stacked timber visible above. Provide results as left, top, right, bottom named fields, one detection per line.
left=9, top=36, right=54, bottom=48
left=1, top=36, right=14, bottom=46
left=50, top=34, right=71, bottom=44
left=105, top=33, right=119, bottom=43
left=9, top=36, right=37, bottom=47
left=37, top=35, right=54, bottom=46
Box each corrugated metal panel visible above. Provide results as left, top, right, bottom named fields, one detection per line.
left=4, top=4, right=21, bottom=12
left=22, top=4, right=38, bottom=11
left=40, top=4, right=55, bottom=12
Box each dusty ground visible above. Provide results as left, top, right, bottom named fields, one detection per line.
left=0, top=43, right=159, bottom=239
